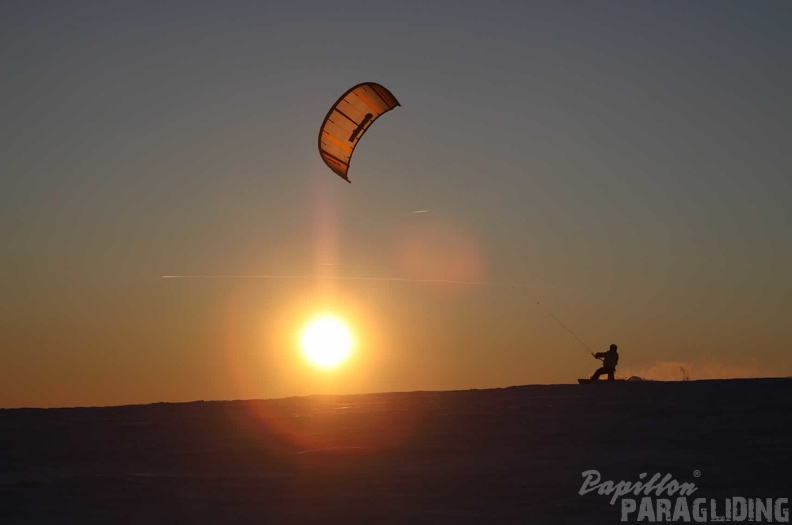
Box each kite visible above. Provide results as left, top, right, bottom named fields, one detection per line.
left=318, top=82, right=400, bottom=182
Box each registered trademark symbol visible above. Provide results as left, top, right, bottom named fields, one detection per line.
left=693, top=470, right=701, bottom=477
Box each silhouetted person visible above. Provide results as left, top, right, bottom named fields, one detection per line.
left=591, top=344, right=619, bottom=381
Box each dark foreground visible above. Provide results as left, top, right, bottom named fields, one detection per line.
left=2, top=378, right=791, bottom=524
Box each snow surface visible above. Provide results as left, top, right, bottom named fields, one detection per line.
left=1, top=378, right=790, bottom=524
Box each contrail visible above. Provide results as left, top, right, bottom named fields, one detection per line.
left=161, top=274, right=536, bottom=288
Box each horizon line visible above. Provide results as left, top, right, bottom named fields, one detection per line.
left=5, top=377, right=790, bottom=410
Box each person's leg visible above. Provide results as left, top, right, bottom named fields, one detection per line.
left=591, top=367, right=607, bottom=380
left=607, top=369, right=615, bottom=381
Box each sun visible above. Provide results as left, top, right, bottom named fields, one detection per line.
left=299, top=315, right=355, bottom=369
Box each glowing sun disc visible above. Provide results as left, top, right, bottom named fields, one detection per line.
left=300, top=315, right=354, bottom=369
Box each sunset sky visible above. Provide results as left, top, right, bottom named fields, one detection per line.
left=2, top=1, right=790, bottom=408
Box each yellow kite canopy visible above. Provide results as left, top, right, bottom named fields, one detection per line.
left=318, top=82, right=400, bottom=182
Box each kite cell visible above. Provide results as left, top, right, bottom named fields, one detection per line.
left=318, top=82, right=400, bottom=182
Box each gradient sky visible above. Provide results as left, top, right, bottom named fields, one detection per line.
left=2, top=1, right=791, bottom=408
